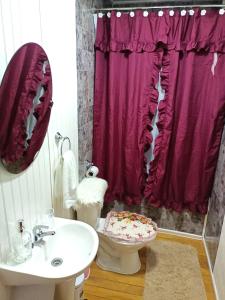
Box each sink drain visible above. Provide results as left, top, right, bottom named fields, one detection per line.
left=51, top=257, right=63, bottom=267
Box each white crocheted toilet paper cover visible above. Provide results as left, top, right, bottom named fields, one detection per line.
left=104, top=211, right=157, bottom=242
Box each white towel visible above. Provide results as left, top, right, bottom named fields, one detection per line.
left=53, top=156, right=63, bottom=216
left=62, top=150, right=79, bottom=209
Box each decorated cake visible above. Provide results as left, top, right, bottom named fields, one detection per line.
left=104, top=211, right=157, bottom=242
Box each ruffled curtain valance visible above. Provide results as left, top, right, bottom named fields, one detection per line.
left=95, top=9, right=225, bottom=53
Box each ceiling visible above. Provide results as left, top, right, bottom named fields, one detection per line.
left=108, top=0, right=223, bottom=7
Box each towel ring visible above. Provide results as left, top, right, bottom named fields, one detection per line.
left=55, top=132, right=71, bottom=157
left=60, top=137, right=71, bottom=157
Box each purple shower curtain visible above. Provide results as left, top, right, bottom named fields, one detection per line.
left=93, top=49, right=162, bottom=205
left=93, top=9, right=225, bottom=214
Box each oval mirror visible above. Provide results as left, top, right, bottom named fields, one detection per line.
left=0, top=43, right=53, bottom=174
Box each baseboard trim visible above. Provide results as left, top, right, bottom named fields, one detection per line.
left=203, top=238, right=220, bottom=300
left=158, top=227, right=202, bottom=240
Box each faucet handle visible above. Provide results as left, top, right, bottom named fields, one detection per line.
left=32, top=224, right=55, bottom=246
left=33, top=224, right=49, bottom=235
left=39, top=225, right=49, bottom=229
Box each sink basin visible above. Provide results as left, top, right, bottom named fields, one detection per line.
left=0, top=217, right=99, bottom=286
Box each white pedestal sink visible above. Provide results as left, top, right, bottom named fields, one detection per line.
left=0, top=217, right=99, bottom=300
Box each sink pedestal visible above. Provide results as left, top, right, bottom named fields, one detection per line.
left=11, top=284, right=55, bottom=300
left=55, top=278, right=75, bottom=300
left=0, top=218, right=98, bottom=300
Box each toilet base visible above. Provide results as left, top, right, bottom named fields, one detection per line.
left=96, top=244, right=141, bottom=275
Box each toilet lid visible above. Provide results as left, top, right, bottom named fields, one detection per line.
left=103, top=211, right=157, bottom=243
left=97, top=218, right=145, bottom=245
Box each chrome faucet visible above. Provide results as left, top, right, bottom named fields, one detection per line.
left=33, top=225, right=55, bottom=246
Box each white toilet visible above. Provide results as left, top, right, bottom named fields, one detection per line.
left=75, top=177, right=157, bottom=275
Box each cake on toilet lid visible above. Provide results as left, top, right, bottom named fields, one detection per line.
left=104, top=211, right=157, bottom=243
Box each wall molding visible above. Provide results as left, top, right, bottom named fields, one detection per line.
left=203, top=238, right=219, bottom=300
left=158, top=227, right=202, bottom=240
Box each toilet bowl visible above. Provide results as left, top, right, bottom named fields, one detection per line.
left=75, top=177, right=157, bottom=275
left=96, top=218, right=156, bottom=274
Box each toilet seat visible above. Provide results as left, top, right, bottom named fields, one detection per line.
left=101, top=211, right=157, bottom=243
left=96, top=217, right=157, bottom=274
left=96, top=218, right=145, bottom=246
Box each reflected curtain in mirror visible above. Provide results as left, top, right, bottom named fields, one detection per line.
left=0, top=43, right=53, bottom=173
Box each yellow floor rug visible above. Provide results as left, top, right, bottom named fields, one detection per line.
left=144, top=240, right=207, bottom=300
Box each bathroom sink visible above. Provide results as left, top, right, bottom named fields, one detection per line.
left=0, top=217, right=99, bottom=286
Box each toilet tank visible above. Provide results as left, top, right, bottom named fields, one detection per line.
left=75, top=177, right=108, bottom=229
left=76, top=202, right=102, bottom=229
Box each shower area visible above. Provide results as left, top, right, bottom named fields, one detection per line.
left=76, top=0, right=225, bottom=298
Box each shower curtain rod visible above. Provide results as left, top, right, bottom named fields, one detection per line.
left=93, top=4, right=225, bottom=12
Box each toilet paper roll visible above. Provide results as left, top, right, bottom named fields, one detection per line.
left=85, top=166, right=99, bottom=177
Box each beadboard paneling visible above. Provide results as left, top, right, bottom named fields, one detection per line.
left=0, top=0, right=78, bottom=264
left=40, top=0, right=78, bottom=219
left=0, top=0, right=51, bottom=262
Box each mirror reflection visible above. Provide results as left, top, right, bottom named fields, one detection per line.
left=0, top=43, right=53, bottom=174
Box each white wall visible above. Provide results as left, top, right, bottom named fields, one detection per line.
left=0, top=0, right=78, bottom=281
left=40, top=0, right=78, bottom=219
